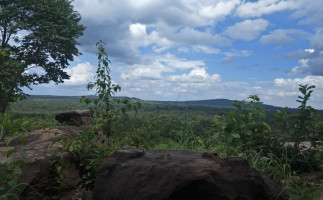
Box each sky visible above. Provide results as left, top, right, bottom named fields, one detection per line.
left=26, top=0, right=323, bottom=109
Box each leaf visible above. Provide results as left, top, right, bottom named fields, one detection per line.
left=19, top=137, right=26, bottom=144
left=14, top=167, right=22, bottom=175
left=231, top=131, right=240, bottom=138
left=19, top=149, right=28, bottom=158
left=7, top=136, right=15, bottom=145
left=68, top=145, right=74, bottom=152
left=8, top=179, right=18, bottom=188
left=7, top=149, right=16, bottom=158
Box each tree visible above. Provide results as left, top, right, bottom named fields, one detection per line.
left=0, top=0, right=85, bottom=113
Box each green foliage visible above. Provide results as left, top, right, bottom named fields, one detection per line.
left=56, top=130, right=114, bottom=189
left=294, top=84, right=322, bottom=144
left=0, top=112, right=29, bottom=199
left=50, top=155, right=67, bottom=200
left=272, top=85, right=323, bottom=173
left=0, top=112, right=29, bottom=141
left=4, top=84, right=323, bottom=199
left=220, top=95, right=271, bottom=150
left=0, top=0, right=85, bottom=113
left=81, top=41, right=141, bottom=139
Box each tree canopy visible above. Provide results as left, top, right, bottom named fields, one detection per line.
left=0, top=0, right=85, bottom=113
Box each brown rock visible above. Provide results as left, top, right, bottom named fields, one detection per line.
left=94, top=147, right=286, bottom=200
left=55, top=110, right=92, bottom=126
left=0, top=127, right=90, bottom=200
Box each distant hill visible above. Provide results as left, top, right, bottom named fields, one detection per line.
left=176, top=99, right=281, bottom=111
left=27, top=95, right=323, bottom=116
left=175, top=99, right=323, bottom=117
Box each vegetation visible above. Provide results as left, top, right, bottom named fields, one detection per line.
left=80, top=41, right=140, bottom=141
left=1, top=40, right=322, bottom=199
left=0, top=0, right=85, bottom=113
left=0, top=112, right=29, bottom=199
left=1, top=84, right=321, bottom=199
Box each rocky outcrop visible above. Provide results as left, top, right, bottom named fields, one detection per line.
left=55, top=110, right=92, bottom=126
left=0, top=127, right=91, bottom=200
left=94, top=147, right=286, bottom=200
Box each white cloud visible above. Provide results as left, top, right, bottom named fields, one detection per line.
left=119, top=54, right=206, bottom=81
left=169, top=68, right=221, bottom=83
left=64, top=62, right=95, bottom=85
left=225, top=19, right=269, bottom=41
left=193, top=45, right=221, bottom=54
left=260, top=29, right=310, bottom=44
left=287, top=29, right=323, bottom=76
left=274, top=76, right=323, bottom=88
left=291, top=0, right=323, bottom=25
left=159, top=54, right=206, bottom=70
left=70, top=0, right=236, bottom=67
left=199, top=0, right=241, bottom=19
left=237, top=0, right=300, bottom=18
left=271, top=76, right=323, bottom=107
left=129, top=23, right=173, bottom=52
left=171, top=27, right=231, bottom=46
left=305, top=49, right=315, bottom=53
left=177, top=47, right=190, bottom=53
left=288, top=59, right=310, bottom=75
left=223, top=49, right=251, bottom=57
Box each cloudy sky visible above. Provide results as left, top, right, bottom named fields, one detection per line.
left=27, top=0, right=323, bottom=109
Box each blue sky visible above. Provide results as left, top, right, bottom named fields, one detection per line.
left=26, top=0, right=323, bottom=109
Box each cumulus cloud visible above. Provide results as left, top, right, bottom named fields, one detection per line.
left=193, top=45, right=221, bottom=54
left=119, top=54, right=206, bottom=81
left=223, top=49, right=251, bottom=57
left=291, top=0, right=323, bottom=25
left=170, top=27, right=231, bottom=46
left=260, top=29, right=310, bottom=44
left=64, top=62, right=95, bottom=85
left=70, top=0, right=238, bottom=67
left=288, top=28, right=323, bottom=76
left=129, top=23, right=173, bottom=52
left=225, top=19, right=269, bottom=41
left=199, top=0, right=241, bottom=19
left=236, top=0, right=300, bottom=18
left=33, top=0, right=322, bottom=109
left=269, top=76, right=323, bottom=108
left=169, top=68, right=221, bottom=83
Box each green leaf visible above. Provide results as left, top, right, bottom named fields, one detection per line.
left=8, top=179, right=18, bottom=188
left=7, top=149, right=16, bottom=158
left=14, top=167, right=22, bottom=175
left=68, top=145, right=74, bottom=152
left=7, top=136, right=15, bottom=145
left=231, top=132, right=240, bottom=138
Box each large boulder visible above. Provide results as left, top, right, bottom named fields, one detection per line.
left=0, top=127, right=91, bottom=200
left=94, top=147, right=286, bottom=200
left=55, top=110, right=92, bottom=126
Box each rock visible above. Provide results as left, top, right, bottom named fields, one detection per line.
left=0, top=127, right=91, bottom=200
left=94, top=147, right=286, bottom=200
left=55, top=110, right=92, bottom=126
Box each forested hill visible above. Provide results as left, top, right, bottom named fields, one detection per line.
left=177, top=99, right=281, bottom=111
left=170, top=99, right=323, bottom=116
left=27, top=95, right=323, bottom=116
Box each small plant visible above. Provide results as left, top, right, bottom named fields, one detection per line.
left=81, top=40, right=141, bottom=143
left=294, top=84, right=322, bottom=145
left=220, top=95, right=271, bottom=151
left=50, top=155, right=67, bottom=200
left=57, top=130, right=113, bottom=189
